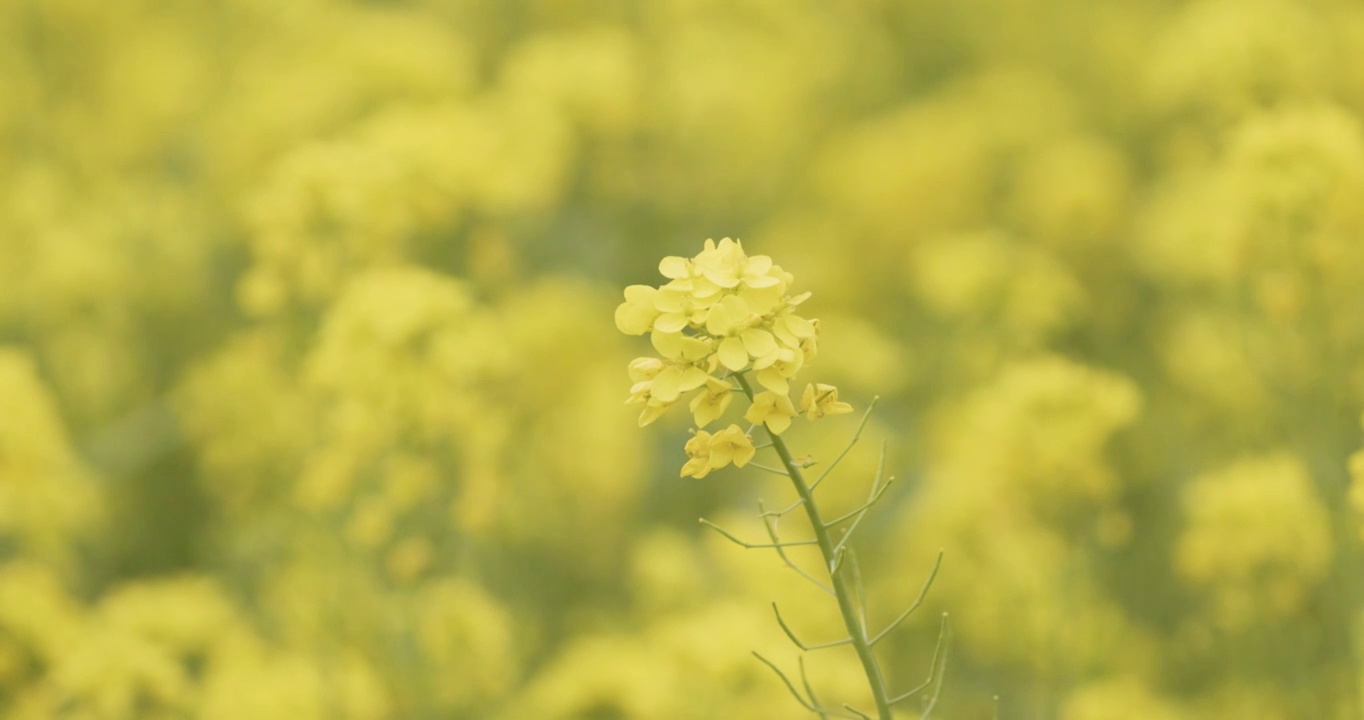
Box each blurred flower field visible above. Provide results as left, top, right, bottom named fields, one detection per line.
left=5, top=0, right=1364, bottom=717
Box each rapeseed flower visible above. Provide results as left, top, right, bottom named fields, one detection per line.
left=743, top=390, right=797, bottom=435
left=679, top=425, right=756, bottom=479
left=708, top=425, right=758, bottom=470
left=617, top=239, right=847, bottom=475
left=614, top=286, right=661, bottom=335
left=800, top=383, right=853, bottom=420
left=688, top=377, right=735, bottom=428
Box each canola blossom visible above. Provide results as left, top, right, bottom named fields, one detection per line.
left=617, top=239, right=835, bottom=458
left=679, top=425, right=757, bottom=479
left=618, top=242, right=944, bottom=720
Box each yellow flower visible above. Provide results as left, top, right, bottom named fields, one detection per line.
left=679, top=424, right=755, bottom=478
left=688, top=377, right=734, bottom=427
left=659, top=255, right=692, bottom=280
left=614, top=285, right=660, bottom=335
left=625, top=386, right=674, bottom=427
left=744, top=390, right=797, bottom=435
left=770, top=310, right=818, bottom=349
left=692, top=237, right=782, bottom=290
left=624, top=355, right=705, bottom=426
left=650, top=330, right=712, bottom=363
left=618, top=239, right=820, bottom=430
left=753, top=346, right=804, bottom=394
left=627, top=357, right=664, bottom=383
left=647, top=365, right=710, bottom=404
left=652, top=282, right=717, bottom=332
left=799, top=318, right=820, bottom=360
left=706, top=295, right=779, bottom=372
left=708, top=424, right=756, bottom=469
left=801, top=383, right=853, bottom=420
left=680, top=430, right=715, bottom=478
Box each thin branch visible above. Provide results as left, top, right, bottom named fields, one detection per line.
left=811, top=396, right=879, bottom=491
left=889, top=612, right=951, bottom=706
left=758, top=504, right=835, bottom=596
left=752, top=652, right=819, bottom=713
left=751, top=653, right=863, bottom=720
left=870, top=550, right=945, bottom=646
left=798, top=657, right=830, bottom=720
left=918, top=614, right=950, bottom=718
left=830, top=443, right=889, bottom=557
left=699, top=517, right=817, bottom=549
left=843, top=704, right=873, bottom=720
left=823, top=480, right=893, bottom=528
left=761, top=497, right=806, bottom=518
left=773, top=602, right=853, bottom=651
left=749, top=461, right=792, bottom=477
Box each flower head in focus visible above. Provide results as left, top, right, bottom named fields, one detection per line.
left=616, top=238, right=850, bottom=476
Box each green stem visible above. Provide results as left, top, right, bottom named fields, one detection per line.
left=735, top=373, right=894, bottom=720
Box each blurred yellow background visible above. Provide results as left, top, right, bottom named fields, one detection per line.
left=4, top=0, right=1364, bottom=717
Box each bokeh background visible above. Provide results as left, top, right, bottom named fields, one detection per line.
left=4, top=0, right=1364, bottom=717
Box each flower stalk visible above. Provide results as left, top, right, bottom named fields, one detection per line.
left=735, top=371, right=896, bottom=719
left=616, top=238, right=946, bottom=718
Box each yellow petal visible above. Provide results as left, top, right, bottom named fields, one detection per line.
left=624, top=284, right=657, bottom=303
left=651, top=367, right=684, bottom=402
left=705, top=302, right=736, bottom=337
left=707, top=444, right=735, bottom=469
left=615, top=302, right=658, bottom=335
left=731, top=440, right=755, bottom=467
left=652, top=331, right=711, bottom=361
left=691, top=278, right=723, bottom=299
left=703, top=268, right=741, bottom=288
left=721, top=293, right=751, bottom=316
left=782, top=313, right=816, bottom=338
left=765, top=411, right=792, bottom=435
left=681, top=457, right=711, bottom=478
left=689, top=397, right=716, bottom=428
left=705, top=295, right=750, bottom=336
left=744, top=391, right=795, bottom=434
left=652, top=312, right=689, bottom=333
left=660, top=256, right=690, bottom=279
left=743, top=401, right=763, bottom=426
left=713, top=425, right=755, bottom=468
left=757, top=367, right=789, bottom=394
left=684, top=430, right=713, bottom=456
left=740, top=328, right=777, bottom=357
left=678, top=366, right=710, bottom=393
left=739, top=284, right=784, bottom=315
left=688, top=384, right=733, bottom=427
left=653, top=287, right=687, bottom=312
left=639, top=402, right=669, bottom=426
left=718, top=337, right=749, bottom=371
left=628, top=357, right=664, bottom=382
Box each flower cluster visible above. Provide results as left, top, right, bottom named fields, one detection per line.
left=616, top=239, right=851, bottom=476
left=679, top=425, right=757, bottom=479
